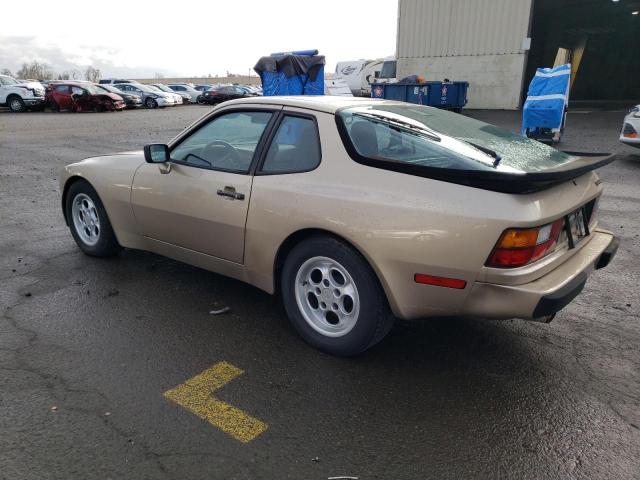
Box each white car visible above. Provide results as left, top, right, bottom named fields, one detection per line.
left=149, top=84, right=186, bottom=104
left=0, top=75, right=46, bottom=112
left=620, top=106, right=640, bottom=148
left=167, top=84, right=200, bottom=103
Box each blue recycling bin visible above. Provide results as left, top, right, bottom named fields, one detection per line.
left=370, top=81, right=469, bottom=111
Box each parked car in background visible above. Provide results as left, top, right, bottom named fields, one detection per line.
left=0, top=74, right=46, bottom=112
left=167, top=84, right=200, bottom=103
left=46, top=82, right=125, bottom=112
left=620, top=105, right=640, bottom=149
left=97, top=84, right=143, bottom=109
left=149, top=84, right=186, bottom=104
left=59, top=97, right=618, bottom=355
left=194, top=84, right=212, bottom=92
left=99, top=79, right=141, bottom=85
left=113, top=83, right=176, bottom=108
left=199, top=85, right=254, bottom=105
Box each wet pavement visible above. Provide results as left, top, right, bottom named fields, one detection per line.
left=1, top=105, right=639, bottom=479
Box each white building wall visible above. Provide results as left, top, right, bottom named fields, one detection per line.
left=396, top=0, right=533, bottom=109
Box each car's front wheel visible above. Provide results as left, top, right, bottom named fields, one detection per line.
left=7, top=95, right=25, bottom=112
left=281, top=236, right=394, bottom=356
left=145, top=97, right=158, bottom=109
left=65, top=180, right=121, bottom=257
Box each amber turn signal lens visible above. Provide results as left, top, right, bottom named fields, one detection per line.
left=497, top=228, right=539, bottom=248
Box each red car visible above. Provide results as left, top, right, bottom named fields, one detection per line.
left=46, top=82, right=126, bottom=112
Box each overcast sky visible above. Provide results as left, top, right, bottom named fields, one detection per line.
left=0, top=0, right=398, bottom=79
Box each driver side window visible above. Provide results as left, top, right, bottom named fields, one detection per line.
left=171, top=111, right=273, bottom=173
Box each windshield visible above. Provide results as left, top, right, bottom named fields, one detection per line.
left=97, top=85, right=118, bottom=94
left=338, top=104, right=577, bottom=173
left=85, top=84, right=106, bottom=95
left=135, top=84, right=157, bottom=93
left=148, top=85, right=164, bottom=92
left=0, top=75, right=20, bottom=86
left=153, top=84, right=173, bottom=93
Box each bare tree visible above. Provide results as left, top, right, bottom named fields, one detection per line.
left=85, top=66, right=101, bottom=83
left=16, top=61, right=54, bottom=80
left=58, top=71, right=71, bottom=80
left=154, top=72, right=164, bottom=79
left=70, top=69, right=82, bottom=80
left=1, top=68, right=12, bottom=76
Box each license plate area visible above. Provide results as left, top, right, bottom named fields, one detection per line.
left=562, top=206, right=590, bottom=249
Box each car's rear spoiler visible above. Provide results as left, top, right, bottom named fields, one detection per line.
left=355, top=152, right=617, bottom=194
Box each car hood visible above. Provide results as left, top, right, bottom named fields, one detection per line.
left=21, top=81, right=44, bottom=90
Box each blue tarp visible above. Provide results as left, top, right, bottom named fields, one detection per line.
left=521, top=64, right=571, bottom=135
left=254, top=52, right=325, bottom=96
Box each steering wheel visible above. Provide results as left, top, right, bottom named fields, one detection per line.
left=201, top=140, right=240, bottom=169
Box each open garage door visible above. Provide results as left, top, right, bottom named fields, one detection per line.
left=524, top=0, right=640, bottom=108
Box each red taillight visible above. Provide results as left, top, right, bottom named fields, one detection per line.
left=486, top=218, right=565, bottom=268
left=414, top=273, right=467, bottom=289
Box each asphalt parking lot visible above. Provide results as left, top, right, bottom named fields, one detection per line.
left=1, top=105, right=639, bottom=479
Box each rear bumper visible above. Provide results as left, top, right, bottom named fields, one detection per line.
left=464, top=230, right=618, bottom=320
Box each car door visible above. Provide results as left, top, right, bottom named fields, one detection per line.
left=131, top=107, right=279, bottom=263
left=71, top=85, right=91, bottom=110
left=53, top=85, right=72, bottom=109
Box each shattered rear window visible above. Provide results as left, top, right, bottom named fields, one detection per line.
left=338, top=104, right=577, bottom=173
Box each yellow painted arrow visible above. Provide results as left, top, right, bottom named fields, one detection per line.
left=163, top=361, right=267, bottom=443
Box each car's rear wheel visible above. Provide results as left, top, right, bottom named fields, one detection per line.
left=8, top=95, right=25, bottom=112
left=145, top=97, right=158, bottom=109
left=65, top=180, right=121, bottom=257
left=281, top=236, right=394, bottom=356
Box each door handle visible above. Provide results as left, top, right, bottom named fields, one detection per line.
left=217, top=186, right=245, bottom=200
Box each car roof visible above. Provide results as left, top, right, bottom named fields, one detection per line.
left=49, top=81, right=87, bottom=87
left=220, top=95, right=406, bottom=113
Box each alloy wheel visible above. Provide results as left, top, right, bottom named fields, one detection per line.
left=71, top=193, right=101, bottom=246
left=294, top=256, right=360, bottom=337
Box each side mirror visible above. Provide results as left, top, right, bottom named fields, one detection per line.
left=144, top=144, right=170, bottom=163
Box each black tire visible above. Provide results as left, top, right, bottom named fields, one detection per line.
left=7, top=95, right=25, bottom=112
left=48, top=101, right=60, bottom=112
left=65, top=180, right=121, bottom=257
left=281, top=235, right=394, bottom=356
left=145, top=97, right=158, bottom=109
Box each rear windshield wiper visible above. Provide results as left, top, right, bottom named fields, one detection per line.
left=465, top=141, right=502, bottom=167
left=353, top=112, right=442, bottom=142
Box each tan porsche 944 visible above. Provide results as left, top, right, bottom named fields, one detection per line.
left=60, top=96, right=619, bottom=355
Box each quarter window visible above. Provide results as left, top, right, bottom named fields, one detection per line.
left=171, top=111, right=273, bottom=173
left=261, top=116, right=321, bottom=174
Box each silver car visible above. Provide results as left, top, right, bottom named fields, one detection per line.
left=167, top=84, right=200, bottom=103
left=149, top=84, right=187, bottom=104
left=113, top=83, right=176, bottom=108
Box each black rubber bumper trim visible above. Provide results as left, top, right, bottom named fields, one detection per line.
left=532, top=272, right=588, bottom=318
left=595, top=236, right=619, bottom=270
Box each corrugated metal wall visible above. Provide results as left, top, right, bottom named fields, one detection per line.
left=397, top=0, right=533, bottom=58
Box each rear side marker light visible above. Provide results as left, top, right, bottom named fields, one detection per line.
left=414, top=274, right=467, bottom=289
left=486, top=218, right=565, bottom=268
